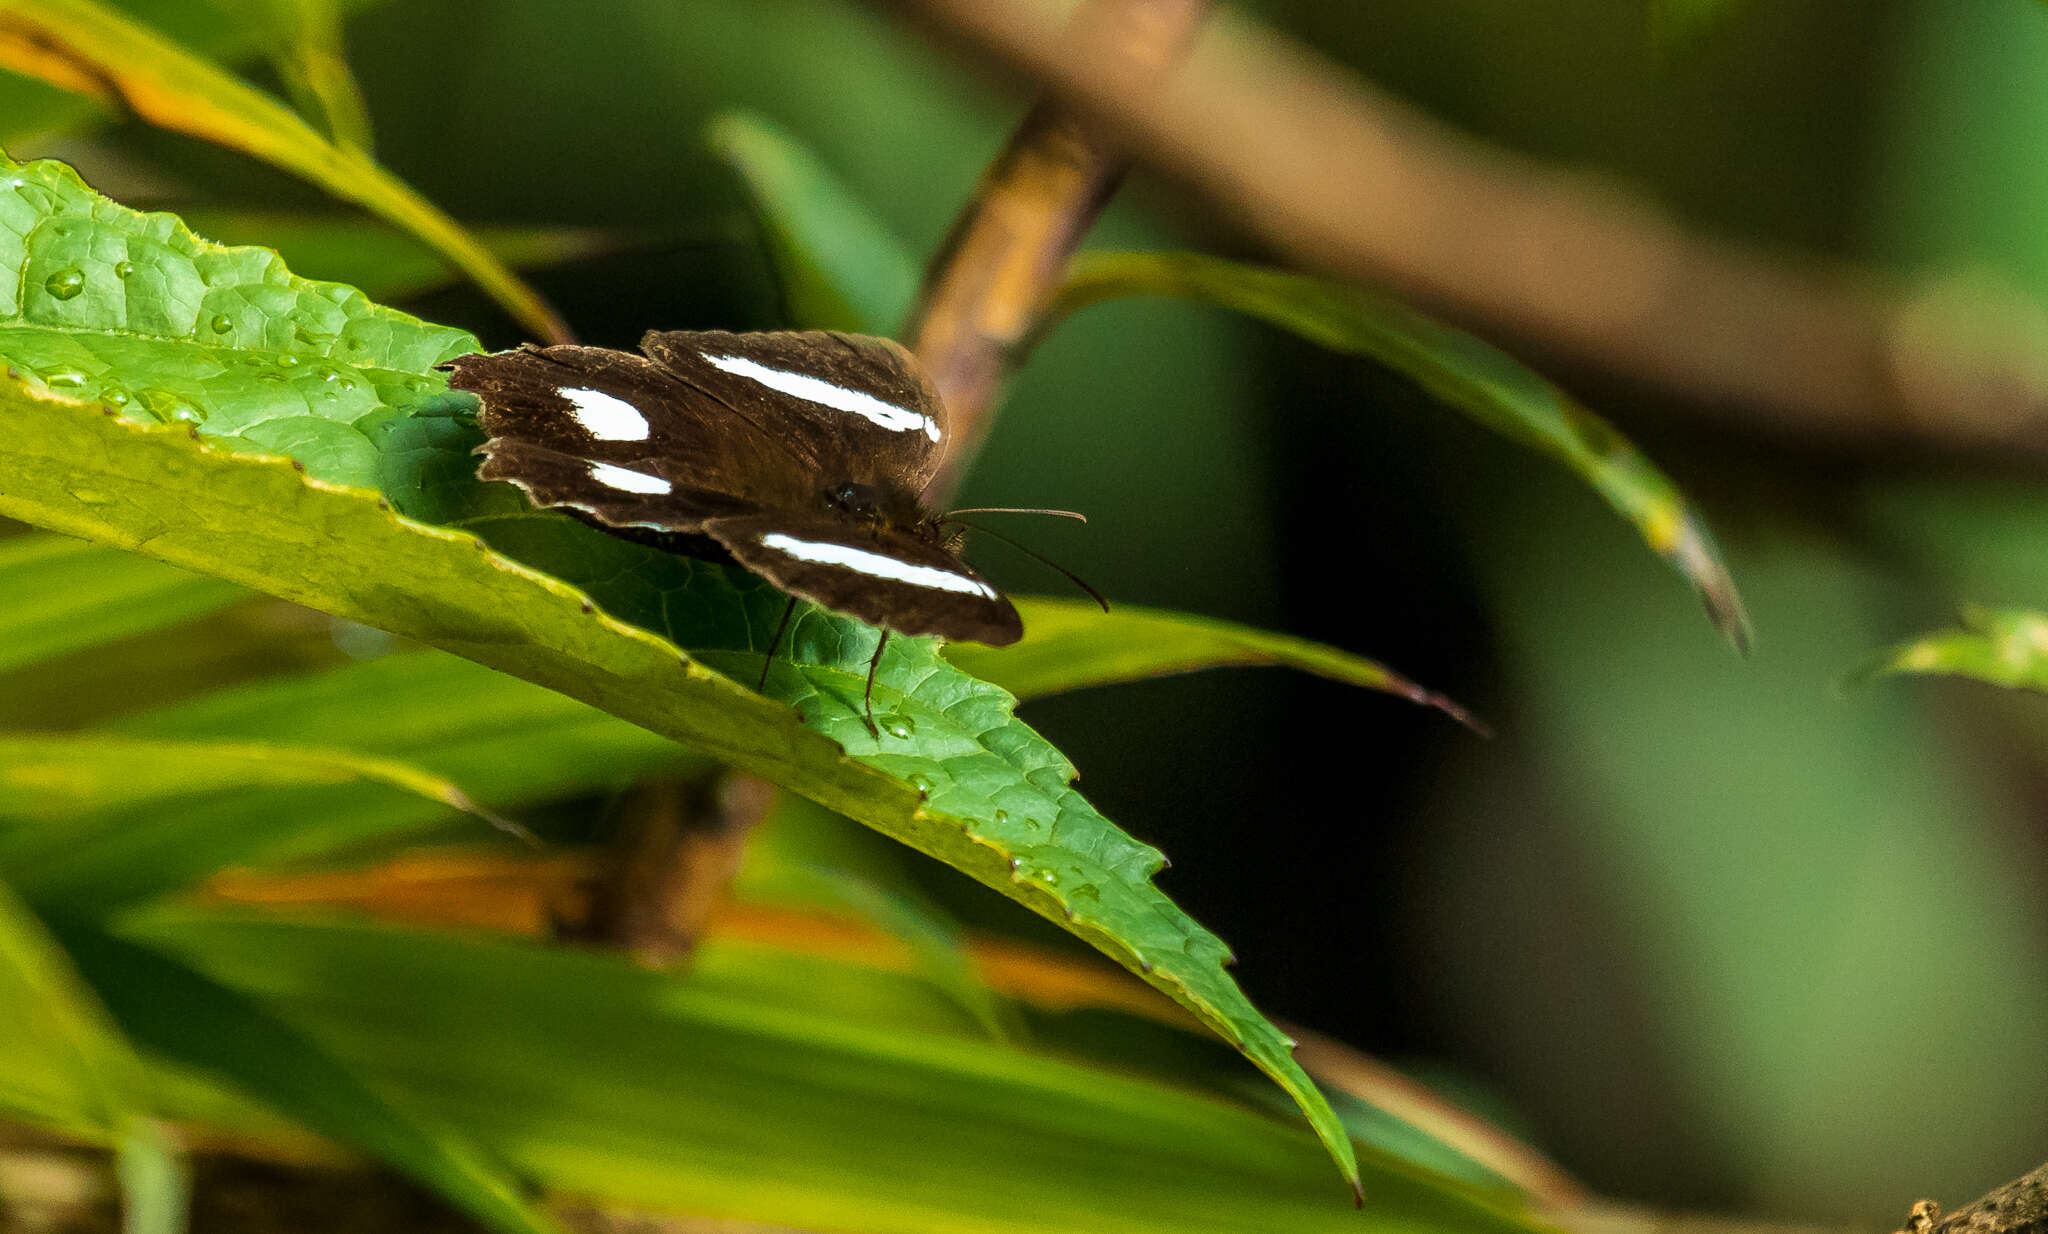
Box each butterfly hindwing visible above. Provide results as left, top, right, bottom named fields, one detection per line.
left=704, top=512, right=1022, bottom=646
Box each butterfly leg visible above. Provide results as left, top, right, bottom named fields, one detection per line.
left=757, top=595, right=799, bottom=692
left=861, top=631, right=890, bottom=738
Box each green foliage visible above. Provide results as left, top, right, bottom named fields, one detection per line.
left=0, top=533, right=244, bottom=676
left=707, top=109, right=921, bottom=335
left=0, top=153, right=473, bottom=487
left=950, top=597, right=1479, bottom=726
left=0, top=147, right=1408, bottom=1199
left=120, top=906, right=1538, bottom=1234
left=1054, top=251, right=1751, bottom=650
left=0, top=0, right=559, bottom=340
left=1863, top=606, right=2048, bottom=693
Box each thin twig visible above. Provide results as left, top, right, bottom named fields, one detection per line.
left=877, top=0, right=2048, bottom=454
left=905, top=0, right=1211, bottom=501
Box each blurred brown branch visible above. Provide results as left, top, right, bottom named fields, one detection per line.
left=908, top=0, right=1210, bottom=499
left=877, top=0, right=2048, bottom=453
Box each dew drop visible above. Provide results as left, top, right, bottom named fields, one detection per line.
left=113, top=260, right=134, bottom=279
left=100, top=386, right=128, bottom=408
left=43, top=268, right=84, bottom=300
left=44, top=370, right=86, bottom=390
left=881, top=713, right=915, bottom=739
left=907, top=773, right=936, bottom=797
left=337, top=376, right=358, bottom=392
left=276, top=353, right=301, bottom=368
left=992, top=809, right=1009, bottom=827
left=315, top=365, right=340, bottom=383
left=170, top=404, right=205, bottom=424
left=208, top=313, right=233, bottom=334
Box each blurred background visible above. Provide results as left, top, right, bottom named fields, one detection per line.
left=13, top=0, right=2048, bottom=1225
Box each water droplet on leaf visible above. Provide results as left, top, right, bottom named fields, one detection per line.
left=907, top=773, right=936, bottom=797
left=277, top=354, right=301, bottom=368
left=100, top=387, right=128, bottom=408
left=113, top=261, right=134, bottom=279
left=208, top=313, right=233, bottom=334
left=43, top=268, right=84, bottom=300
left=44, top=370, right=86, bottom=390
left=882, top=713, right=915, bottom=739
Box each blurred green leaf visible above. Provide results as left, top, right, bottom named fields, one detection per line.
left=1052, top=251, right=1750, bottom=651
left=0, top=151, right=476, bottom=488
left=1, top=373, right=1359, bottom=1193
left=0, top=533, right=245, bottom=676
left=1862, top=606, right=2048, bottom=693
left=115, top=1120, right=189, bottom=1234
left=58, top=922, right=561, bottom=1234
left=128, top=907, right=1544, bottom=1232
left=118, top=647, right=701, bottom=801
left=0, top=734, right=518, bottom=913
left=0, top=873, right=142, bottom=1138
left=1649, top=0, right=1752, bottom=55
left=705, top=109, right=920, bottom=334
left=0, top=3, right=566, bottom=341
left=216, top=0, right=376, bottom=153
left=180, top=209, right=635, bottom=305
left=946, top=596, right=1481, bottom=728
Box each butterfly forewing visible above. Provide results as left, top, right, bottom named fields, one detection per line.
left=705, top=513, right=1022, bottom=646
left=639, top=329, right=948, bottom=494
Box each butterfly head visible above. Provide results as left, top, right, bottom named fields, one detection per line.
left=823, top=480, right=949, bottom=542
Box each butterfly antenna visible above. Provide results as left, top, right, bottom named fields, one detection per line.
left=943, top=507, right=1088, bottom=523
left=946, top=517, right=1110, bottom=612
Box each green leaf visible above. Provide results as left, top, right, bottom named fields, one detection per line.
left=0, top=369, right=1360, bottom=1193
left=946, top=596, right=1482, bottom=728
left=1053, top=251, right=1751, bottom=651
left=180, top=209, right=634, bottom=305
left=0, top=873, right=143, bottom=1138
left=0, top=734, right=520, bottom=913
left=0, top=150, right=477, bottom=488
left=0, top=533, right=245, bottom=676
left=1861, top=606, right=2048, bottom=693
left=115, top=1120, right=190, bottom=1234
left=0, top=1, right=566, bottom=342
left=55, top=921, right=561, bottom=1234
left=131, top=908, right=1546, bottom=1230
left=705, top=109, right=920, bottom=334
left=117, top=647, right=704, bottom=803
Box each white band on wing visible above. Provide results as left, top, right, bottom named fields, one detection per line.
left=587, top=461, right=672, bottom=494
left=761, top=532, right=995, bottom=598
left=558, top=387, right=652, bottom=441
left=703, top=352, right=942, bottom=442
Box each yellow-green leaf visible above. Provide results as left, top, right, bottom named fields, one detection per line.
left=0, top=0, right=567, bottom=342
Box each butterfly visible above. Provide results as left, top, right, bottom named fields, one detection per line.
left=441, top=329, right=1097, bottom=730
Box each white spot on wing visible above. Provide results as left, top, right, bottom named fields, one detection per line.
left=558, top=387, right=650, bottom=441
left=760, top=533, right=995, bottom=598
left=588, top=461, right=670, bottom=495
left=703, top=352, right=942, bottom=442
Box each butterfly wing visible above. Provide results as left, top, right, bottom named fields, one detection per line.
left=445, top=342, right=821, bottom=528
left=639, top=330, right=948, bottom=495
left=704, top=512, right=1022, bottom=646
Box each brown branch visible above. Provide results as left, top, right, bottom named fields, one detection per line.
left=560, top=774, right=779, bottom=967
left=906, top=0, right=1211, bottom=500
left=1897, top=1162, right=2048, bottom=1234
left=877, top=0, right=2048, bottom=454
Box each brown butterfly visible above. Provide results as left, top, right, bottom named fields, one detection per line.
left=442, top=330, right=1098, bottom=728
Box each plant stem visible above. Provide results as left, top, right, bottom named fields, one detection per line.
left=903, top=0, right=1210, bottom=501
